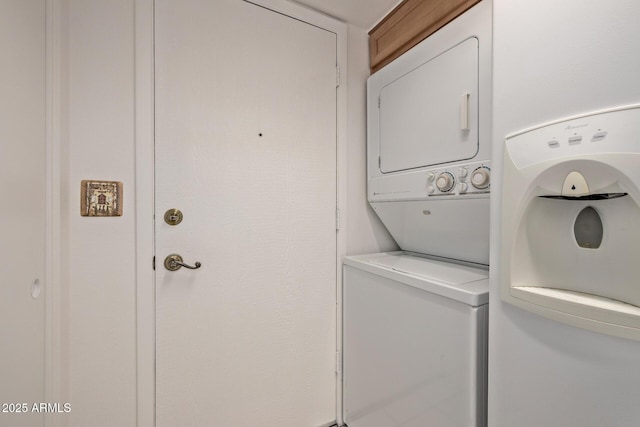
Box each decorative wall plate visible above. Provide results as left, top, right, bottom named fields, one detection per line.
left=80, top=180, right=123, bottom=217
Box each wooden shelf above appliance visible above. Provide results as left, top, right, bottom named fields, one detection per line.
left=369, top=0, right=480, bottom=73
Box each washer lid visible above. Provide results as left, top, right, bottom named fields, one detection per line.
left=344, top=252, right=489, bottom=306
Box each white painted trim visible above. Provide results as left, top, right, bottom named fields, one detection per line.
left=334, top=18, right=348, bottom=427
left=134, top=0, right=156, bottom=426
left=46, top=1, right=65, bottom=426
left=248, top=0, right=347, bottom=33
left=45, top=0, right=55, bottom=425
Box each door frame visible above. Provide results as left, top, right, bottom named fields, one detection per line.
left=134, top=1, right=348, bottom=426
left=46, top=1, right=61, bottom=425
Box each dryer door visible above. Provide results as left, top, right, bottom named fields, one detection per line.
left=378, top=37, right=479, bottom=173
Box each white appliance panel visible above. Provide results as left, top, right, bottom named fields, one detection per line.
left=501, top=105, right=640, bottom=341
left=371, top=198, right=490, bottom=265
left=379, top=37, right=479, bottom=173
left=369, top=253, right=487, bottom=285
left=490, top=308, right=640, bottom=427
left=343, top=253, right=488, bottom=427
left=490, top=0, right=640, bottom=425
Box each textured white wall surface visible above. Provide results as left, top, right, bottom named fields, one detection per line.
left=59, top=0, right=137, bottom=425
left=1, top=1, right=46, bottom=425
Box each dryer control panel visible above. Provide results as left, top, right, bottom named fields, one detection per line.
left=426, top=161, right=491, bottom=197
left=369, top=159, right=491, bottom=202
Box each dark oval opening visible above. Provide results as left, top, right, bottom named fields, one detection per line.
left=574, top=206, right=603, bottom=249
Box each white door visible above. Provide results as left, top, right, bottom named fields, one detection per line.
left=154, top=1, right=338, bottom=426
left=0, top=1, right=46, bottom=426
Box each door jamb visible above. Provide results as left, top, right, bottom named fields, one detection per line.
left=46, top=0, right=64, bottom=425
left=134, top=0, right=156, bottom=426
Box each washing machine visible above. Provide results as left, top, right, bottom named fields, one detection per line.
left=342, top=2, right=492, bottom=426
left=343, top=252, right=488, bottom=427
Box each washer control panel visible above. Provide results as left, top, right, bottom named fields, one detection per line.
left=426, top=161, right=490, bottom=197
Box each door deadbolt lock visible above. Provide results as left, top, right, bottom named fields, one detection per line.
left=164, top=208, right=183, bottom=226
left=164, top=254, right=202, bottom=271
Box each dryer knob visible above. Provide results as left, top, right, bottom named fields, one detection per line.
left=435, top=172, right=455, bottom=192
left=471, top=167, right=491, bottom=189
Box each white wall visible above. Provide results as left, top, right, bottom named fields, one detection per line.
left=346, top=24, right=398, bottom=256
left=489, top=1, right=640, bottom=426
left=1, top=1, right=46, bottom=426
left=52, top=2, right=395, bottom=427
left=57, top=0, right=137, bottom=425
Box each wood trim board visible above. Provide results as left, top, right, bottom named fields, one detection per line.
left=369, top=0, right=481, bottom=73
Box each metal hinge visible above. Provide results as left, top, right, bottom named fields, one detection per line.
left=336, top=351, right=342, bottom=375
left=336, top=66, right=340, bottom=87
left=335, top=208, right=341, bottom=231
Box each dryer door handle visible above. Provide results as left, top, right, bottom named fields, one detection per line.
left=460, top=92, right=470, bottom=131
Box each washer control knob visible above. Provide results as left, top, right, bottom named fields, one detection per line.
left=435, top=172, right=455, bottom=192
left=471, top=167, right=491, bottom=189
left=426, top=172, right=436, bottom=182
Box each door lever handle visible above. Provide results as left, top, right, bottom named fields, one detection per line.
left=164, top=254, right=202, bottom=271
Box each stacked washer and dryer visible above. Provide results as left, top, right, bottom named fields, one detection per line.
left=342, top=2, right=492, bottom=427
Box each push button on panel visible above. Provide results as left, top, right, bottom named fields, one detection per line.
left=562, top=171, right=590, bottom=197
left=547, top=140, right=560, bottom=148
left=592, top=131, right=608, bottom=142
left=568, top=135, right=582, bottom=145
